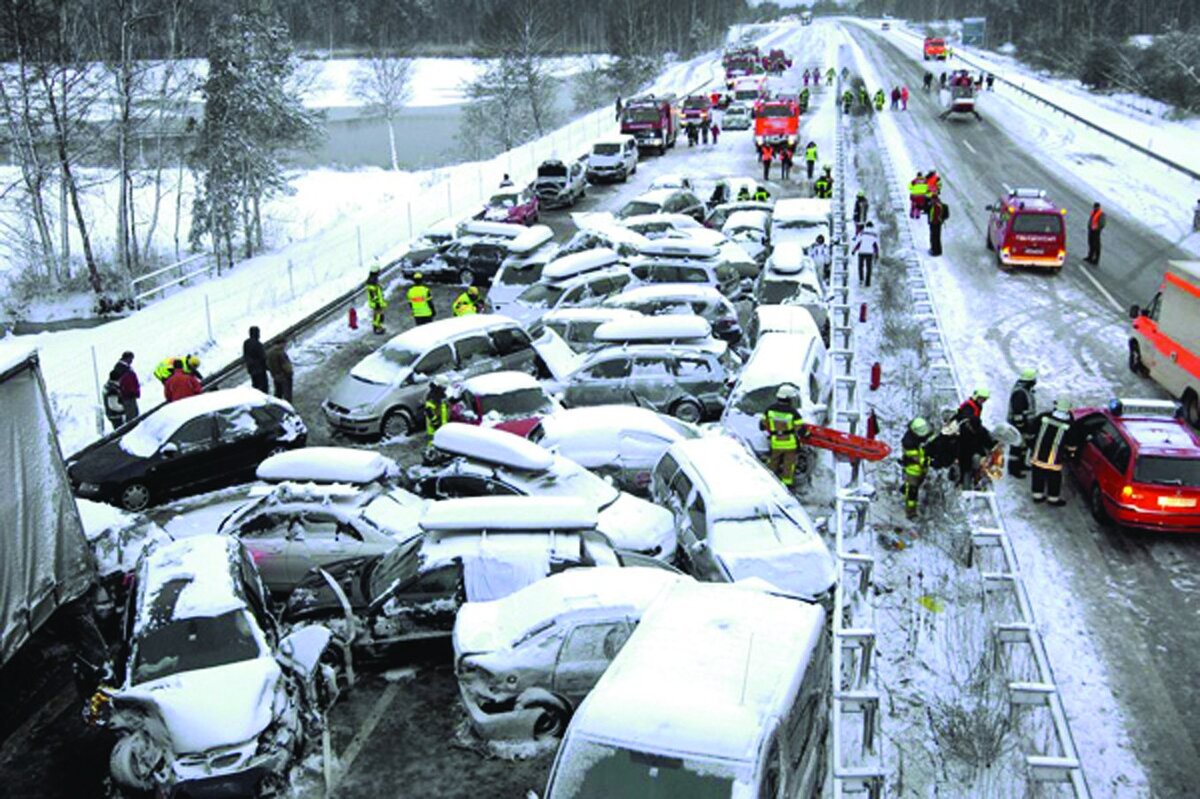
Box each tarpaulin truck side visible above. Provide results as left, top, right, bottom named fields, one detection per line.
left=1130, top=260, right=1200, bottom=426
left=0, top=349, right=95, bottom=666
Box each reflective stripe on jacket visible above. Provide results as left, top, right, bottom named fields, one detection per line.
left=763, top=408, right=799, bottom=450
left=453, top=293, right=477, bottom=316
left=366, top=282, right=387, bottom=309
left=424, top=399, right=449, bottom=435
left=407, top=285, right=432, bottom=318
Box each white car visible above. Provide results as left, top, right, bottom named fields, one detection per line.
left=616, top=188, right=707, bottom=222
left=537, top=307, right=644, bottom=352
left=453, top=568, right=685, bottom=739
left=503, top=266, right=636, bottom=327
left=591, top=314, right=728, bottom=358
left=529, top=405, right=702, bottom=494
left=722, top=102, right=753, bottom=130
left=621, top=213, right=726, bottom=247
left=648, top=174, right=695, bottom=192
left=721, top=209, right=772, bottom=264
left=771, top=197, right=832, bottom=249
left=603, top=283, right=744, bottom=344
left=586, top=135, right=638, bottom=183
left=255, top=446, right=399, bottom=484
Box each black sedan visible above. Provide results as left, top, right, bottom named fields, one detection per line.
left=67, top=388, right=307, bottom=511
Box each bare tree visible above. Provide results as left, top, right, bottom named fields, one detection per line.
left=352, top=52, right=413, bottom=171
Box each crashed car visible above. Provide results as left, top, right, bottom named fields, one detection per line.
left=88, top=536, right=339, bottom=798
left=527, top=405, right=701, bottom=495
left=616, top=188, right=707, bottom=223
left=397, top=218, right=460, bottom=274
left=498, top=248, right=634, bottom=326
left=68, top=388, right=307, bottom=512
left=409, top=424, right=677, bottom=559
left=754, top=242, right=830, bottom=339
left=453, top=567, right=684, bottom=739
left=535, top=308, right=643, bottom=353
left=721, top=209, right=772, bottom=264
left=449, top=371, right=562, bottom=437
left=603, top=284, right=744, bottom=345
left=533, top=158, right=588, bottom=209
left=481, top=186, right=540, bottom=226
left=703, top=199, right=774, bottom=230
left=217, top=481, right=428, bottom=594
left=414, top=221, right=553, bottom=286
left=282, top=496, right=666, bottom=659
left=621, top=213, right=726, bottom=247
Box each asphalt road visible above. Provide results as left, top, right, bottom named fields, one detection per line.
left=846, top=23, right=1200, bottom=797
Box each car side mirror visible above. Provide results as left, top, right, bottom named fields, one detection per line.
left=1128, top=304, right=1140, bottom=319
left=160, top=442, right=179, bottom=458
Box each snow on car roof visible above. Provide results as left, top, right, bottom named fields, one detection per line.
left=390, top=314, right=522, bottom=354
left=637, top=239, right=721, bottom=260
left=606, top=283, right=724, bottom=305
left=256, top=447, right=395, bottom=484
left=754, top=305, right=820, bottom=338
left=543, top=307, right=642, bottom=324
left=432, top=422, right=554, bottom=471
left=0, top=342, right=35, bottom=378
left=420, top=496, right=598, bottom=532
left=459, top=220, right=524, bottom=239
left=594, top=314, right=712, bottom=342
left=121, top=387, right=280, bottom=459
left=593, top=134, right=635, bottom=146
left=456, top=567, right=683, bottom=652
left=136, top=535, right=246, bottom=634
left=772, top=197, right=831, bottom=222
left=722, top=210, right=770, bottom=231
left=507, top=225, right=554, bottom=254
left=542, top=248, right=620, bottom=281
left=733, top=333, right=819, bottom=396
left=460, top=370, right=543, bottom=396
left=536, top=406, right=694, bottom=465
left=629, top=188, right=679, bottom=206
left=667, top=436, right=796, bottom=517
left=571, top=581, right=823, bottom=762
left=622, top=213, right=702, bottom=230
left=1119, top=418, right=1200, bottom=455
left=649, top=174, right=691, bottom=190
left=767, top=241, right=815, bottom=273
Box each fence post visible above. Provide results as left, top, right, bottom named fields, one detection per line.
left=356, top=227, right=363, bottom=270
left=204, top=294, right=214, bottom=343
left=90, top=345, right=104, bottom=435
left=406, top=202, right=414, bottom=242
left=447, top=180, right=453, bottom=215
left=477, top=168, right=484, bottom=203
left=288, top=259, right=296, bottom=298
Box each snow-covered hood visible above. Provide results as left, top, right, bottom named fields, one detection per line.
left=598, top=492, right=677, bottom=558
left=124, top=657, right=281, bottom=754
left=715, top=528, right=836, bottom=600
left=453, top=601, right=506, bottom=657
left=329, top=369, right=396, bottom=412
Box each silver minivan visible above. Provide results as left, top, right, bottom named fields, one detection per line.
left=322, top=315, right=539, bottom=438
left=586, top=135, right=639, bottom=183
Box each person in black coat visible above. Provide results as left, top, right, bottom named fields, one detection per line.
left=243, top=326, right=269, bottom=392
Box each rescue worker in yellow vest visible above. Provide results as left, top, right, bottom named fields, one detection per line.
left=753, top=185, right=770, bottom=202
left=1028, top=398, right=1081, bottom=505
left=908, top=172, right=929, bottom=218
left=424, top=377, right=450, bottom=439
left=873, top=88, right=885, bottom=111
left=813, top=166, right=833, bottom=199
left=154, top=354, right=201, bottom=382
left=453, top=286, right=480, bottom=317
left=366, top=266, right=387, bottom=334
left=900, top=417, right=933, bottom=519
left=406, top=273, right=434, bottom=326
left=760, top=385, right=807, bottom=487
left=804, top=141, right=818, bottom=180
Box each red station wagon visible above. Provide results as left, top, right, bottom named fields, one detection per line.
left=1069, top=399, right=1200, bottom=533
left=985, top=187, right=1067, bottom=269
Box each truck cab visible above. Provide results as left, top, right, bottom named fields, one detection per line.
left=1129, top=261, right=1200, bottom=426
left=679, top=94, right=712, bottom=132
left=754, top=97, right=800, bottom=152
left=985, top=187, right=1066, bottom=269
left=620, top=95, right=677, bottom=155
left=924, top=37, right=947, bottom=60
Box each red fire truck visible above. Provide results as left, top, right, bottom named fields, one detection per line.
left=620, top=95, right=677, bottom=155
left=754, top=97, right=800, bottom=153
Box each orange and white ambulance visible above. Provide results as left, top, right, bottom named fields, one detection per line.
left=1129, top=260, right=1200, bottom=426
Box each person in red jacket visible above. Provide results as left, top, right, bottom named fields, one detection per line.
left=103, top=351, right=141, bottom=429
left=760, top=143, right=774, bottom=181
left=164, top=359, right=203, bottom=402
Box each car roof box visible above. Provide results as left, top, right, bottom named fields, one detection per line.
left=543, top=248, right=621, bottom=281
left=638, top=240, right=720, bottom=260
left=432, top=422, right=554, bottom=471
left=420, top=496, right=597, bottom=531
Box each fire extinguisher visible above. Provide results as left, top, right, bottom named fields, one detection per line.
left=870, top=362, right=881, bottom=391
left=866, top=409, right=879, bottom=440
left=349, top=306, right=358, bottom=330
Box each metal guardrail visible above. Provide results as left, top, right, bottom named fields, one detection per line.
left=872, top=100, right=1093, bottom=799
left=829, top=75, right=886, bottom=799
left=889, top=25, right=1200, bottom=182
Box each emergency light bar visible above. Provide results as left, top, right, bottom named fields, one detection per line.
left=1108, top=398, right=1182, bottom=418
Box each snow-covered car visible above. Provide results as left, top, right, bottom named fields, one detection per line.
left=397, top=218, right=460, bottom=275
left=590, top=314, right=729, bottom=358
left=747, top=303, right=822, bottom=347
left=559, top=219, right=649, bottom=259
left=553, top=345, right=730, bottom=425
left=282, top=497, right=665, bottom=658
left=703, top=199, right=774, bottom=230
left=485, top=233, right=563, bottom=312
left=453, top=568, right=685, bottom=739
left=627, top=244, right=743, bottom=298
left=586, top=135, right=639, bottom=183
left=497, top=248, right=633, bottom=324
left=535, top=307, right=642, bottom=352
left=410, top=424, right=677, bottom=558
left=255, top=446, right=400, bottom=485
left=616, top=188, right=707, bottom=222
left=652, top=436, right=836, bottom=601
left=533, top=158, right=588, bottom=209
left=528, top=405, right=702, bottom=495
left=603, top=284, right=743, bottom=345
left=93, top=536, right=337, bottom=797
left=481, top=186, right=540, bottom=226
left=68, top=388, right=307, bottom=512
left=322, top=315, right=542, bottom=439
left=771, top=197, right=831, bottom=249
left=721, top=209, right=772, bottom=264
left=705, top=177, right=761, bottom=209
left=648, top=174, right=695, bottom=192
left=416, top=222, right=552, bottom=286
left=77, top=500, right=174, bottom=620
left=721, top=332, right=831, bottom=458
left=754, top=242, right=830, bottom=339
left=621, top=213, right=726, bottom=247
left=722, top=102, right=753, bottom=130
left=449, top=371, right=562, bottom=437
left=217, top=481, right=428, bottom=594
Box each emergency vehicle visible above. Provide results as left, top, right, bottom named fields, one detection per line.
left=765, top=48, right=792, bottom=73
left=620, top=94, right=677, bottom=155
left=940, top=69, right=980, bottom=120
left=923, top=37, right=947, bottom=60
left=1129, top=261, right=1200, bottom=427
left=730, top=75, right=768, bottom=105
left=754, top=96, right=800, bottom=152
left=679, top=94, right=712, bottom=131
left=985, top=187, right=1067, bottom=269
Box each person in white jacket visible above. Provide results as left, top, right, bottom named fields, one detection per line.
left=851, top=221, right=880, bottom=287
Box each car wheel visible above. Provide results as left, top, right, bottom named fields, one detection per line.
left=1089, top=485, right=1111, bottom=525
left=119, top=482, right=152, bottom=512
left=528, top=697, right=571, bottom=739
left=1128, top=340, right=1148, bottom=377
left=1184, top=390, right=1200, bottom=429
left=381, top=409, right=415, bottom=439
left=671, top=398, right=704, bottom=424
left=458, top=268, right=475, bottom=286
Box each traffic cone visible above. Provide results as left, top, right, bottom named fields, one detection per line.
left=349, top=306, right=358, bottom=330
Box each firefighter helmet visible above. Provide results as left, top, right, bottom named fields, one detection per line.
left=413, top=272, right=424, bottom=282
left=468, top=286, right=480, bottom=297
left=775, top=385, right=798, bottom=402
left=972, top=387, right=990, bottom=400
left=1020, top=367, right=1037, bottom=382
left=186, top=355, right=200, bottom=371
left=910, top=417, right=931, bottom=437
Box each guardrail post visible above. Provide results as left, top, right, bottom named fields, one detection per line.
left=406, top=203, right=414, bottom=242
left=90, top=345, right=104, bottom=435
left=288, top=259, right=296, bottom=299
left=204, top=294, right=214, bottom=344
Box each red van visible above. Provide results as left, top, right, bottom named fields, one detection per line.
left=923, top=37, right=947, bottom=60
left=985, top=187, right=1067, bottom=269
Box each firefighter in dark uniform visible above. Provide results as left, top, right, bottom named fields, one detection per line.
left=1006, top=368, right=1038, bottom=477
left=761, top=385, right=807, bottom=487
left=1029, top=398, right=1081, bottom=505
left=901, top=417, right=933, bottom=519
left=424, top=377, right=451, bottom=440
left=954, top=387, right=995, bottom=487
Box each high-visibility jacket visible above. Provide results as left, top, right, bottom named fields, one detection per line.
left=407, top=284, right=432, bottom=318
left=900, top=429, right=929, bottom=478
left=762, top=404, right=802, bottom=451
left=1029, top=411, right=1072, bottom=471
left=737, top=188, right=752, bottom=201
left=424, top=398, right=449, bottom=436
left=814, top=176, right=832, bottom=198
left=366, top=282, right=387, bottom=310
left=154, top=356, right=198, bottom=382
left=842, top=91, right=853, bottom=105
left=453, top=292, right=477, bottom=316
left=1089, top=208, right=1106, bottom=231
left=761, top=146, right=774, bottom=163
left=805, top=144, right=818, bottom=163
left=753, top=188, right=770, bottom=201
left=909, top=179, right=929, bottom=198
left=926, top=174, right=941, bottom=195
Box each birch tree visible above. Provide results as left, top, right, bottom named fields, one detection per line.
left=352, top=53, right=413, bottom=171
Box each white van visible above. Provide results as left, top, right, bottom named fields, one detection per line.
left=721, top=331, right=831, bottom=455
left=541, top=580, right=829, bottom=799
left=587, top=135, right=639, bottom=183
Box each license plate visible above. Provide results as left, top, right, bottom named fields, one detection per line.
left=1025, top=248, right=1043, bottom=255
left=1158, top=496, right=1197, bottom=508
